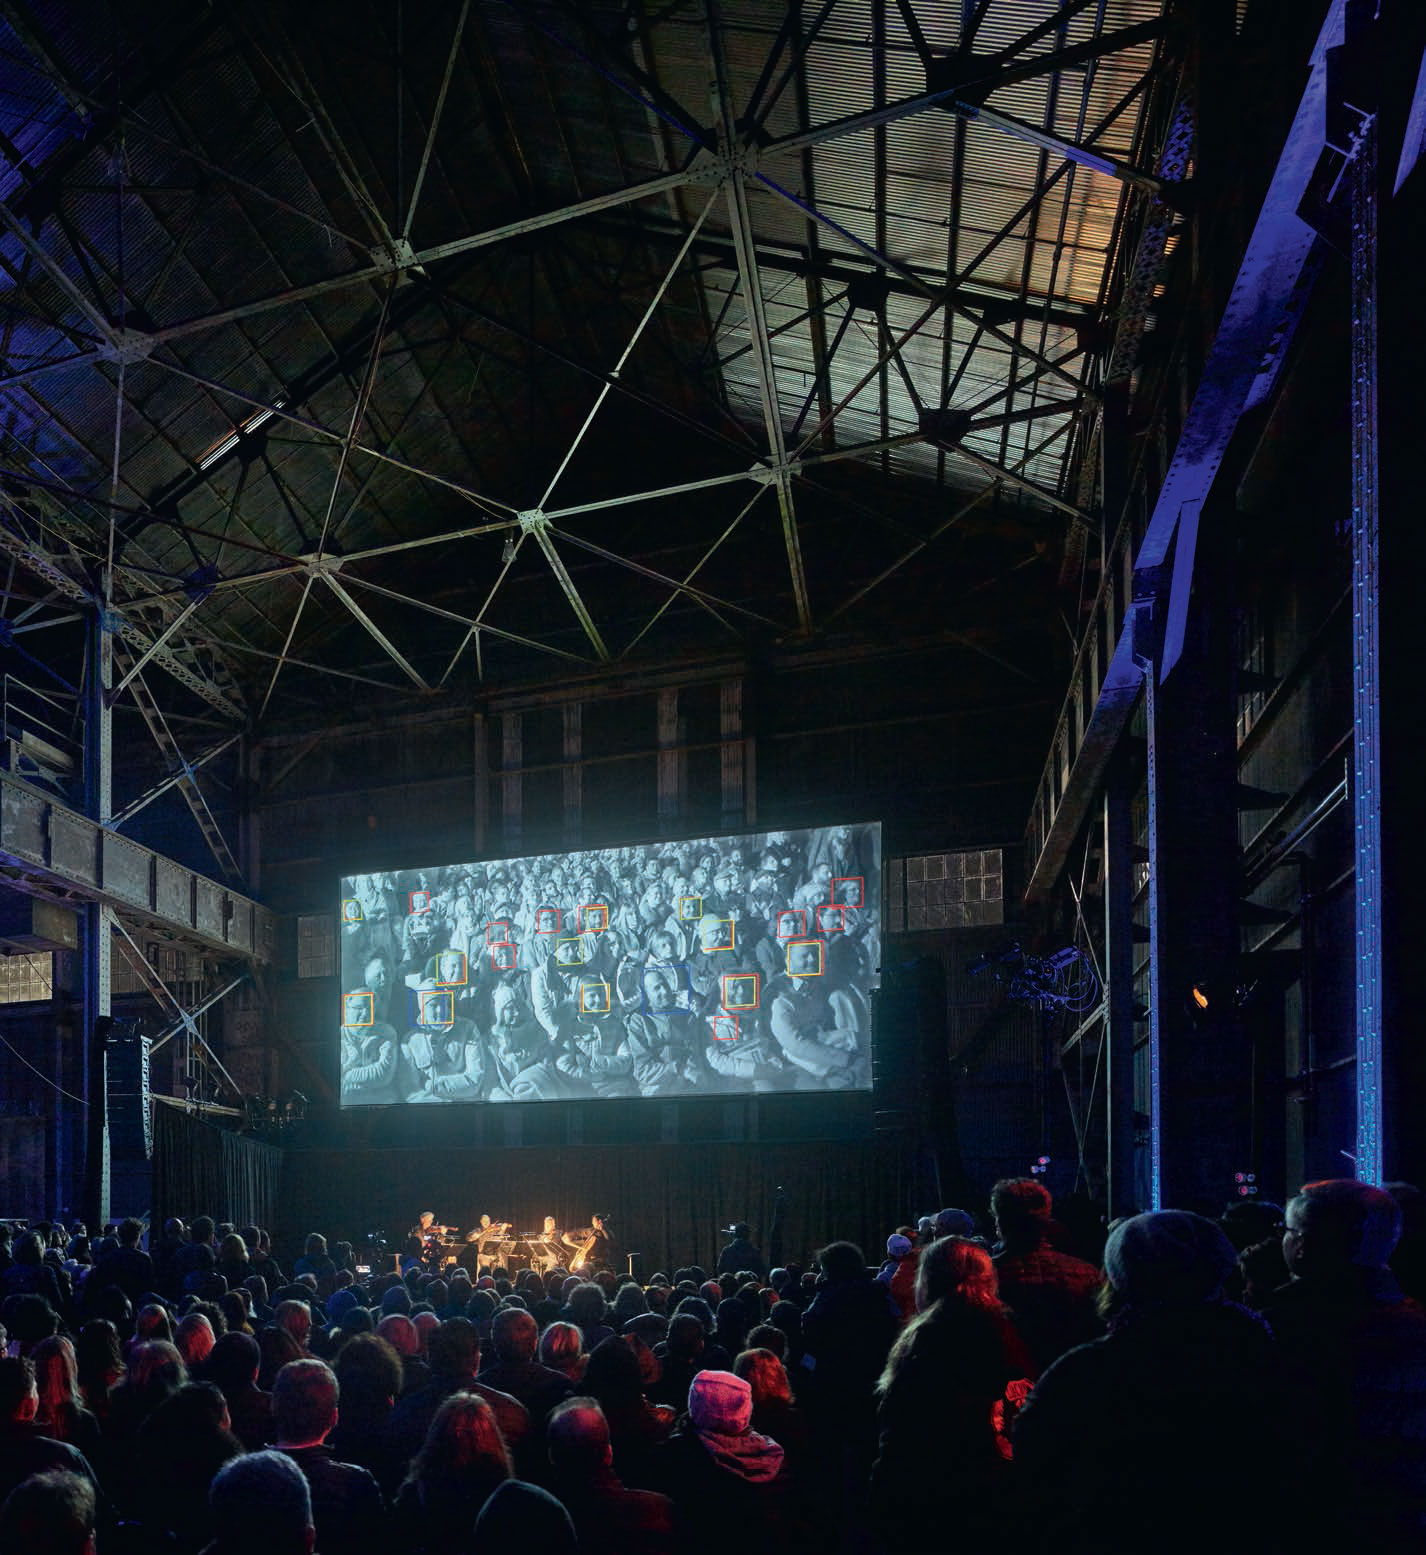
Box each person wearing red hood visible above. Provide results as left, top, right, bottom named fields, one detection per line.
left=654, top=1370, right=805, bottom=1555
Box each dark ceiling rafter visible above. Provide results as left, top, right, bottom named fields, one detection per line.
left=0, top=0, right=1172, bottom=738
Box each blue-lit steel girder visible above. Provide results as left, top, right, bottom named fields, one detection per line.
left=1026, top=2, right=1350, bottom=902
left=1349, top=107, right=1383, bottom=1185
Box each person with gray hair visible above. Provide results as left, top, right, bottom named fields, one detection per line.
left=1012, top=1209, right=1295, bottom=1554
left=1261, top=1179, right=1426, bottom=1549
left=205, top=1449, right=315, bottom=1555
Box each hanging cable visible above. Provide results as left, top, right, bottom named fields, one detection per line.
left=0, top=1029, right=88, bottom=1106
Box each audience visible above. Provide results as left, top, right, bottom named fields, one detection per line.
left=204, top=1448, right=314, bottom=1555
left=0, top=1466, right=96, bottom=1555
left=480, top=1306, right=574, bottom=1421
left=872, top=1236, right=1032, bottom=1547
left=3, top=1179, right=1422, bottom=1553
left=1013, top=1209, right=1296, bottom=1553
left=989, top=1178, right=1103, bottom=1372
left=656, top=1370, right=802, bottom=1555
left=393, top=1392, right=513, bottom=1554
left=546, top=1395, right=673, bottom=1555
left=1261, top=1179, right=1426, bottom=1550
left=273, top=1357, right=387, bottom=1554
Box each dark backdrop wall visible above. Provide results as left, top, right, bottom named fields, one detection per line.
left=275, top=1136, right=934, bottom=1278
left=152, top=1104, right=283, bottom=1235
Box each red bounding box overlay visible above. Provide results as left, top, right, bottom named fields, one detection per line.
left=418, top=990, right=454, bottom=1028
left=486, top=920, right=514, bottom=946
left=434, top=950, right=467, bottom=987
left=489, top=944, right=518, bottom=972
left=343, top=992, right=374, bottom=1027
left=578, top=903, right=609, bottom=934
left=832, top=875, right=864, bottom=907
left=816, top=904, right=847, bottom=934
left=785, top=939, right=825, bottom=976
left=535, top=907, right=562, bottom=934
left=721, top=971, right=760, bottom=1011
left=580, top=980, right=611, bottom=1014
left=409, top=891, right=431, bottom=915
left=775, top=909, right=806, bottom=941
left=713, top=1012, right=740, bottom=1043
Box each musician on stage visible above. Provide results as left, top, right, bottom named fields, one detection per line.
left=525, top=1214, right=564, bottom=1275
left=561, top=1213, right=611, bottom=1273
left=407, top=1209, right=455, bottom=1264
left=466, top=1213, right=513, bottom=1272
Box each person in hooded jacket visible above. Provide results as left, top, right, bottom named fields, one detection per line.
left=653, top=1369, right=805, bottom=1555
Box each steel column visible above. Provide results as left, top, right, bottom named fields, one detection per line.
left=656, top=688, right=683, bottom=833
left=1104, top=753, right=1138, bottom=1218
left=81, top=604, right=112, bottom=1227
left=562, top=702, right=583, bottom=845
left=1349, top=112, right=1383, bottom=1183
left=719, top=677, right=743, bottom=828
left=501, top=713, right=523, bottom=850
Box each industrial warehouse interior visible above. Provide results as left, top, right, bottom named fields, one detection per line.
left=0, top=2, right=1423, bottom=1551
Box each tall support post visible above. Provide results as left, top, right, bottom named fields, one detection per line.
left=657, top=689, right=683, bottom=834
left=1142, top=497, right=1247, bottom=1212
left=237, top=735, right=261, bottom=894
left=719, top=678, right=744, bottom=829
left=82, top=604, right=112, bottom=1228
left=500, top=713, right=523, bottom=852
left=1103, top=752, right=1138, bottom=1218
left=473, top=713, right=490, bottom=856
left=1133, top=599, right=1164, bottom=1210
left=562, top=703, right=583, bottom=846
left=1349, top=111, right=1383, bottom=1184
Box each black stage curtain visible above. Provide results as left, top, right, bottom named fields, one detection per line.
left=276, top=1138, right=936, bottom=1277
left=151, top=1105, right=283, bottom=1234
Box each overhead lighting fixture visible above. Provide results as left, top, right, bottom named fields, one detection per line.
left=197, top=399, right=286, bottom=471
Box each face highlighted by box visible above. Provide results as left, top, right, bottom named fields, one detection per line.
left=419, top=990, right=455, bottom=1028
left=833, top=876, right=864, bottom=907
left=434, top=950, right=467, bottom=987
left=486, top=920, right=514, bottom=946
left=786, top=939, right=825, bottom=977
left=775, top=909, right=806, bottom=942
left=712, top=1012, right=740, bottom=1043
left=578, top=903, right=609, bottom=934
left=342, top=992, right=374, bottom=1027
left=490, top=943, right=518, bottom=972
left=721, top=971, right=760, bottom=1011
left=580, top=980, right=611, bottom=1014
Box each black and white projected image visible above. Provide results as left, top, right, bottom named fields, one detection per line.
left=337, top=822, right=881, bottom=1106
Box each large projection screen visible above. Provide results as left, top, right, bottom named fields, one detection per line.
left=338, top=822, right=881, bottom=1106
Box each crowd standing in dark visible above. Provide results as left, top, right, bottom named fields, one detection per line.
left=1, top=1176, right=1424, bottom=1554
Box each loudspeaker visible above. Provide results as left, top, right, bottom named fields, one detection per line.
left=872, top=955, right=949, bottom=1119
left=107, top=1030, right=151, bottom=1161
